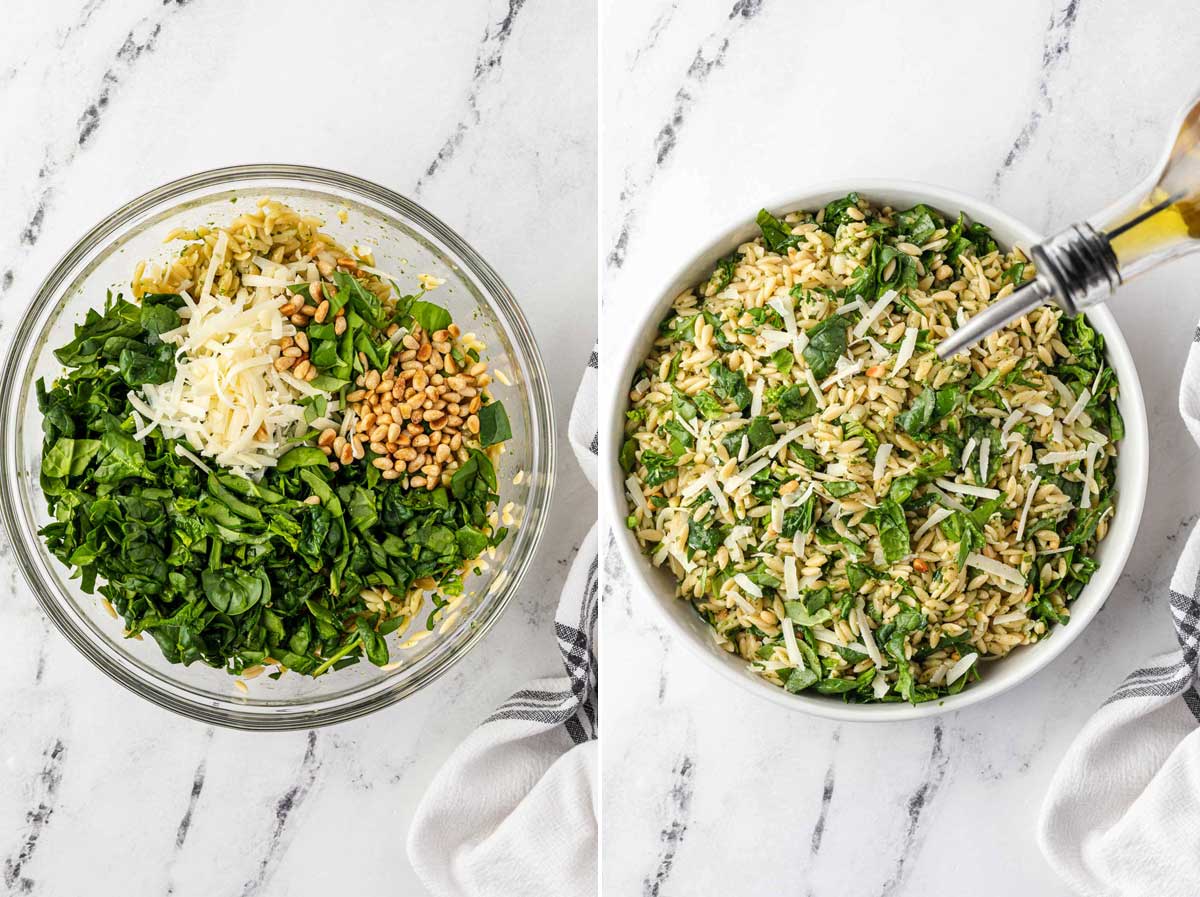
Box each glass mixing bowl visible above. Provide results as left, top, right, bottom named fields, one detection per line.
left=0, top=165, right=555, bottom=729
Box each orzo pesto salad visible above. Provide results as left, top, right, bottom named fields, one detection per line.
left=622, top=195, right=1122, bottom=704
left=38, top=199, right=514, bottom=681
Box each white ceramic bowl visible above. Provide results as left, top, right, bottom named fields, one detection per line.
left=603, top=180, right=1149, bottom=721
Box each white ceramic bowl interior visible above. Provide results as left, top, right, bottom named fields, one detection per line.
left=604, top=180, right=1149, bottom=721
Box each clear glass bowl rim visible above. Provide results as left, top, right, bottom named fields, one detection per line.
left=0, top=164, right=556, bottom=730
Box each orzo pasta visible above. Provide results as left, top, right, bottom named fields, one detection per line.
left=621, top=195, right=1122, bottom=703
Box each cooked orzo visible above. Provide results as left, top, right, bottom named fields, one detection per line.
left=621, top=195, right=1122, bottom=703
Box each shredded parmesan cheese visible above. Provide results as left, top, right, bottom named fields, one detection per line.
left=892, top=327, right=918, bottom=376
left=132, top=281, right=324, bottom=480
left=946, top=652, right=978, bottom=685
left=935, top=478, right=1001, bottom=500
left=802, top=367, right=825, bottom=409
left=853, top=290, right=896, bottom=339
left=783, top=555, right=800, bottom=603
left=913, top=507, right=953, bottom=542
left=1082, top=442, right=1100, bottom=509
left=965, top=552, right=1025, bottom=585
left=961, top=437, right=978, bottom=471
left=733, top=573, right=763, bottom=598
left=781, top=617, right=802, bottom=666
left=1064, top=388, right=1091, bottom=425
left=749, top=377, right=765, bottom=417
left=873, top=443, right=892, bottom=483
left=1016, top=475, right=1042, bottom=540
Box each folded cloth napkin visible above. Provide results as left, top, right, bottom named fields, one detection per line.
left=408, top=351, right=598, bottom=897
left=1039, top=331, right=1200, bottom=897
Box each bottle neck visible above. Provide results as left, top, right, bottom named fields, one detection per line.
left=1030, top=223, right=1121, bottom=314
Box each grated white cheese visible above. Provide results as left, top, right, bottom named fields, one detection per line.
left=802, top=367, right=825, bottom=409
left=946, top=652, right=978, bottom=685
left=729, top=588, right=758, bottom=617
left=132, top=279, right=323, bottom=480
left=765, top=423, right=813, bottom=460
left=935, top=478, right=1001, bottom=500
left=1074, top=424, right=1108, bottom=446
left=723, top=525, right=753, bottom=564
left=174, top=444, right=212, bottom=475
left=821, top=358, right=863, bottom=389
left=749, top=377, right=765, bottom=417
left=1000, top=408, right=1024, bottom=440
left=760, top=329, right=793, bottom=355
left=965, top=552, right=1025, bottom=585
left=733, top=573, right=763, bottom=598
left=1016, top=475, right=1042, bottom=540
left=811, top=626, right=842, bottom=647
left=1027, top=402, right=1054, bottom=417
left=853, top=290, right=896, bottom=339
left=856, top=602, right=883, bottom=666
left=892, top=327, right=918, bottom=376
left=708, top=478, right=730, bottom=516
left=1082, top=442, right=1100, bottom=509
left=783, top=481, right=815, bottom=509
left=872, top=672, right=890, bottom=699
left=1038, top=449, right=1087, bottom=465
left=835, top=298, right=866, bottom=316
left=864, top=336, right=888, bottom=361
left=961, top=437, right=978, bottom=471
left=792, top=330, right=809, bottom=357
left=914, top=507, right=954, bottom=544
left=781, top=617, right=802, bottom=666
left=768, top=294, right=798, bottom=340
left=1064, top=388, right=1092, bottom=425
left=723, top=458, right=771, bottom=494
left=682, top=470, right=718, bottom=501
left=978, top=436, right=991, bottom=483
left=873, top=443, right=892, bottom=483
left=626, top=475, right=649, bottom=514
left=1047, top=375, right=1075, bottom=407
left=783, top=555, right=800, bottom=603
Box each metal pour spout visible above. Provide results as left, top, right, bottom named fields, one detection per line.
left=936, top=223, right=1120, bottom=359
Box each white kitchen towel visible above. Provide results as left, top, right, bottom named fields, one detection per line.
left=408, top=351, right=598, bottom=897
left=1039, top=327, right=1200, bottom=897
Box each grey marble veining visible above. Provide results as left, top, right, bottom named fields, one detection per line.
left=0, top=2, right=595, bottom=895
left=601, top=2, right=1200, bottom=895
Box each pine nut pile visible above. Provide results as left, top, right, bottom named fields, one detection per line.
left=314, top=322, right=491, bottom=489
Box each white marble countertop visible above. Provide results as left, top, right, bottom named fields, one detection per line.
left=601, top=2, right=1200, bottom=895
left=0, top=2, right=594, bottom=895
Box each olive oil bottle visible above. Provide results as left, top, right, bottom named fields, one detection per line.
left=940, top=90, right=1200, bottom=359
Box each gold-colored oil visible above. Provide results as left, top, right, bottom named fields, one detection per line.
left=1108, top=100, right=1200, bottom=268
left=1107, top=190, right=1200, bottom=265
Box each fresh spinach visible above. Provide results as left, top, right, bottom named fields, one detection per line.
left=802, top=317, right=848, bottom=380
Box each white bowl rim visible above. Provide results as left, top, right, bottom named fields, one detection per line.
left=603, top=178, right=1149, bottom=721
